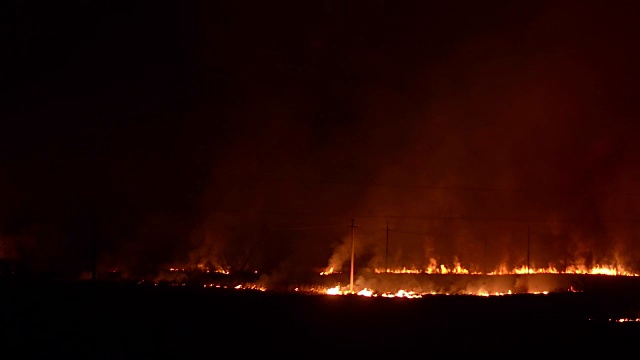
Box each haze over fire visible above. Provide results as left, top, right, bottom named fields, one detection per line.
left=2, top=1, right=640, bottom=280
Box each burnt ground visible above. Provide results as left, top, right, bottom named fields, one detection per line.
left=1, top=280, right=640, bottom=358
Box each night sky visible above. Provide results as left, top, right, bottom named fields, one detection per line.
left=2, top=0, right=640, bottom=279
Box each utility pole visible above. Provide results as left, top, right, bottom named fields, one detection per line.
left=564, top=235, right=571, bottom=273
left=483, top=237, right=487, bottom=275
left=527, top=226, right=531, bottom=274
left=348, top=218, right=358, bottom=293
left=385, top=223, right=389, bottom=274
left=564, top=238, right=568, bottom=274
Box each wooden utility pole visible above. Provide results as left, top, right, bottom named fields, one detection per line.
left=348, top=218, right=358, bottom=293
left=564, top=236, right=568, bottom=273
left=385, top=223, right=389, bottom=274
left=483, top=237, right=487, bottom=275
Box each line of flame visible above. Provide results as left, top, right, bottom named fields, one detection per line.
left=368, top=264, right=639, bottom=276
left=320, top=285, right=551, bottom=297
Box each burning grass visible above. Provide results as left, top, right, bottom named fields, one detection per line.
left=138, top=264, right=640, bottom=299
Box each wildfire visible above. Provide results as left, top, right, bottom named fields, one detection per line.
left=375, top=268, right=423, bottom=274
left=169, top=267, right=230, bottom=274
left=375, top=266, right=481, bottom=275
left=202, top=283, right=266, bottom=291
left=357, top=288, right=374, bottom=297
left=374, top=264, right=639, bottom=276
left=149, top=258, right=639, bottom=299
left=487, top=265, right=561, bottom=275
left=318, top=286, right=535, bottom=298
left=320, top=267, right=341, bottom=276
left=234, top=284, right=267, bottom=291
left=486, top=264, right=639, bottom=276
left=373, top=257, right=482, bottom=275
left=323, top=285, right=374, bottom=296
left=565, top=264, right=637, bottom=276
left=380, top=290, right=423, bottom=298
left=323, top=286, right=419, bottom=297
left=475, top=290, right=513, bottom=297
left=613, top=318, right=640, bottom=322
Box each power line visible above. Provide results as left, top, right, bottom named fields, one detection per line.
left=206, top=208, right=640, bottom=224
left=219, top=176, right=640, bottom=197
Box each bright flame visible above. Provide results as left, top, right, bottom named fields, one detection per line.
left=309, top=285, right=555, bottom=297
left=374, top=258, right=481, bottom=274
left=376, top=263, right=638, bottom=276
left=375, top=266, right=481, bottom=275
left=485, top=263, right=639, bottom=276
left=613, top=318, right=640, bottom=322
left=380, top=290, right=422, bottom=298
left=168, top=266, right=229, bottom=274
left=357, top=288, right=373, bottom=297
left=320, top=267, right=341, bottom=276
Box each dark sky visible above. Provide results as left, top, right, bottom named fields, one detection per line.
left=2, top=0, right=640, bottom=278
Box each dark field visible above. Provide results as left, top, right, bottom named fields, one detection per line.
left=2, top=280, right=640, bottom=358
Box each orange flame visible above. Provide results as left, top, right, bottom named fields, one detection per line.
left=320, top=267, right=341, bottom=276
left=318, top=286, right=531, bottom=298
left=376, top=263, right=639, bottom=276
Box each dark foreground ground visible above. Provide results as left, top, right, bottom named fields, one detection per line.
left=2, top=281, right=640, bottom=358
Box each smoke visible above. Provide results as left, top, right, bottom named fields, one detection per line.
left=2, top=1, right=640, bottom=279
left=324, top=235, right=363, bottom=273
left=337, top=1, right=640, bottom=273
